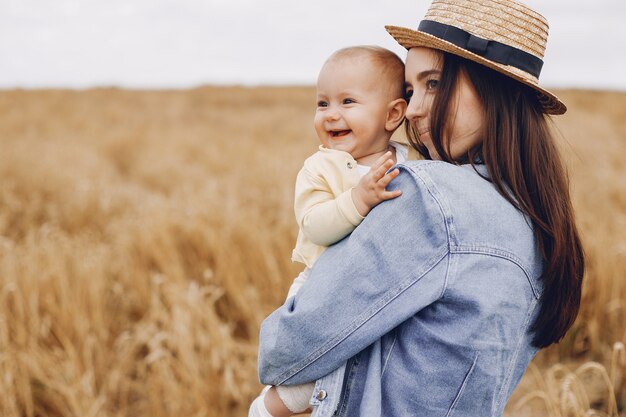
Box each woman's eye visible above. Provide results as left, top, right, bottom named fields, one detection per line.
left=426, top=79, right=439, bottom=90
left=343, top=98, right=355, bottom=105
left=317, top=100, right=328, bottom=107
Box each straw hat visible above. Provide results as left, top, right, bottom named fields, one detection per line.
left=386, top=0, right=566, bottom=115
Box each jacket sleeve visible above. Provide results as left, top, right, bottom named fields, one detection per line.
left=294, top=164, right=364, bottom=247
left=259, top=165, right=451, bottom=385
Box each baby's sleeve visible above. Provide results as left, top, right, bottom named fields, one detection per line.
left=294, top=163, right=363, bottom=248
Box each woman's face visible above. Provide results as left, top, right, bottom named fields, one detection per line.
left=404, top=47, right=485, bottom=160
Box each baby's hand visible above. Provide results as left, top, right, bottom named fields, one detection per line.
left=351, top=151, right=402, bottom=217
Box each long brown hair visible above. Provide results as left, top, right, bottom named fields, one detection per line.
left=406, top=53, right=585, bottom=348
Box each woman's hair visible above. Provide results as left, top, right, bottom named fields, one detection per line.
left=406, top=53, right=585, bottom=348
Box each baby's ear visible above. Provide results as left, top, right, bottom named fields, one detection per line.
left=385, top=98, right=407, bottom=132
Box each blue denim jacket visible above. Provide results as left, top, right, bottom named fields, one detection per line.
left=259, top=161, right=543, bottom=417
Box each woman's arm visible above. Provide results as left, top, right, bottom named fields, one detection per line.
left=259, top=165, right=451, bottom=386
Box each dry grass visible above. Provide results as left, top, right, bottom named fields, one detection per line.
left=0, top=87, right=624, bottom=416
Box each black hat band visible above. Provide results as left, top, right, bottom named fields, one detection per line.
left=418, top=20, right=544, bottom=78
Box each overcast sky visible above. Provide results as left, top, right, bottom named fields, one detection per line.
left=1, top=0, right=625, bottom=90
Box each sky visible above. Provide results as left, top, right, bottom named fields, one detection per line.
left=1, top=0, right=625, bottom=90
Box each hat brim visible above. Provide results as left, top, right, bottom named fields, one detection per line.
left=385, top=25, right=566, bottom=115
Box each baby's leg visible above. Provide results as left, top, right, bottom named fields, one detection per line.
left=286, top=267, right=310, bottom=299
left=249, top=386, right=293, bottom=417
left=265, top=387, right=295, bottom=417
left=249, top=383, right=315, bottom=417
left=275, top=383, right=315, bottom=414
left=249, top=386, right=277, bottom=417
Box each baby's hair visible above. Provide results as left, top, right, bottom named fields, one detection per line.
left=326, top=45, right=405, bottom=100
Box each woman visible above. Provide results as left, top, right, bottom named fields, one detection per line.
left=257, top=0, right=584, bottom=416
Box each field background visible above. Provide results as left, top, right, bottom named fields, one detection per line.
left=0, top=87, right=624, bottom=416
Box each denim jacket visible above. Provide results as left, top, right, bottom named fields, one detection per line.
left=258, top=160, right=544, bottom=417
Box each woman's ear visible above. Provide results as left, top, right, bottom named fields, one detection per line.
left=385, top=98, right=407, bottom=132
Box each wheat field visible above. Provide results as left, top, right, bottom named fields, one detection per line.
left=0, top=87, right=624, bottom=417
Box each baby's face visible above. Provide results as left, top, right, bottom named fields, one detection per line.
left=314, top=57, right=394, bottom=162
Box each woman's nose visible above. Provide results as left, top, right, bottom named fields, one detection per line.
left=405, top=94, right=428, bottom=121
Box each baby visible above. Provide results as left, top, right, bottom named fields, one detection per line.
left=250, top=45, right=411, bottom=417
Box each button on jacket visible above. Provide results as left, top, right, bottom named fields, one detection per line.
left=259, top=160, right=544, bottom=417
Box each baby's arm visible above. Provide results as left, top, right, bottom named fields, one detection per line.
left=296, top=151, right=401, bottom=247
left=295, top=165, right=363, bottom=248
left=351, top=151, right=402, bottom=216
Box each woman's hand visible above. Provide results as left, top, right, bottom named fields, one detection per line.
left=351, top=151, right=402, bottom=216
